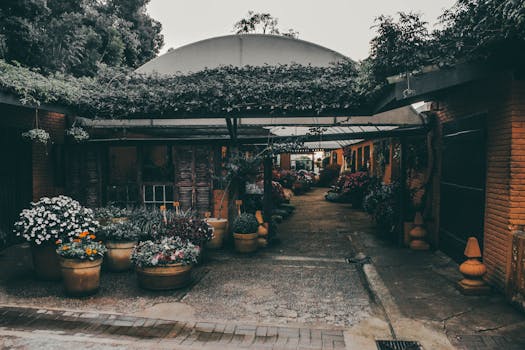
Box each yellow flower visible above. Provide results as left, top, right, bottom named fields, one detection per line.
left=85, top=248, right=93, bottom=255
left=62, top=246, right=70, bottom=251
left=79, top=231, right=89, bottom=238
left=89, top=234, right=96, bottom=240
left=73, top=239, right=81, bottom=243
left=93, top=249, right=97, bottom=254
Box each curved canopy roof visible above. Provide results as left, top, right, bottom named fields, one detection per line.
left=136, top=34, right=349, bottom=75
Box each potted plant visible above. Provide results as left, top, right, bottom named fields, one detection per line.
left=94, top=205, right=131, bottom=227
left=205, top=217, right=228, bottom=249
left=56, top=231, right=106, bottom=296
left=164, top=212, right=213, bottom=263
left=127, top=207, right=167, bottom=242
left=14, top=195, right=98, bottom=280
left=132, top=237, right=200, bottom=290
left=21, top=128, right=50, bottom=145
left=232, top=213, right=259, bottom=253
left=343, top=171, right=370, bottom=208
left=65, top=126, right=89, bottom=143
left=99, top=220, right=140, bottom=272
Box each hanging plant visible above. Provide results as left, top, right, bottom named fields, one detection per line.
left=66, top=126, right=90, bottom=142
left=21, top=108, right=50, bottom=145
left=21, top=128, right=50, bottom=145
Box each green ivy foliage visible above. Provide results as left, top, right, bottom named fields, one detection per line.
left=0, top=59, right=364, bottom=118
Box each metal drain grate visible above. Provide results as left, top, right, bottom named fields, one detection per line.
left=376, top=340, right=422, bottom=350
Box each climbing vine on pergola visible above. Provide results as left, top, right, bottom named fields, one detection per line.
left=0, top=60, right=371, bottom=119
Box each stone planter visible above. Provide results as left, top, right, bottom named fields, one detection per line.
left=31, top=243, right=61, bottom=281
left=233, top=232, right=258, bottom=253
left=136, top=264, right=192, bottom=290
left=205, top=218, right=228, bottom=249
left=105, top=241, right=136, bottom=272
left=59, top=257, right=102, bottom=296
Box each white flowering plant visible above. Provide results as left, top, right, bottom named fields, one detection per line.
left=13, top=195, right=99, bottom=245
left=21, top=128, right=50, bottom=145
left=65, top=126, right=89, bottom=142
left=131, top=237, right=200, bottom=268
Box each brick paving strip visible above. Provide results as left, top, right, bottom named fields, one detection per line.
left=0, top=305, right=346, bottom=350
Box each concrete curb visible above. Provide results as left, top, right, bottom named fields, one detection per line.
left=345, top=233, right=456, bottom=350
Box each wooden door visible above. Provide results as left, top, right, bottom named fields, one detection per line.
left=0, top=128, right=32, bottom=238
left=439, top=114, right=487, bottom=262
left=174, top=145, right=211, bottom=215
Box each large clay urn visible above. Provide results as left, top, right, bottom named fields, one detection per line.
left=205, top=218, right=228, bottom=249
left=59, top=257, right=103, bottom=296
left=105, top=241, right=136, bottom=272
left=233, top=232, right=258, bottom=253
left=136, top=264, right=192, bottom=290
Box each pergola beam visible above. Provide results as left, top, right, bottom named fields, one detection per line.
left=87, top=125, right=428, bottom=144
left=77, top=105, right=425, bottom=129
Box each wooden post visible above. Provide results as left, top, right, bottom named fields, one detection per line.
left=263, top=156, right=273, bottom=224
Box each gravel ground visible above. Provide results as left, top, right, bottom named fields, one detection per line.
left=182, top=256, right=372, bottom=328
left=0, top=245, right=209, bottom=314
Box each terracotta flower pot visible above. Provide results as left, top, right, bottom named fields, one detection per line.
left=31, top=243, right=61, bottom=281
left=233, top=232, right=258, bottom=253
left=136, top=264, right=192, bottom=290
left=205, top=218, right=228, bottom=249
left=59, top=257, right=102, bottom=296
left=105, top=241, right=136, bottom=272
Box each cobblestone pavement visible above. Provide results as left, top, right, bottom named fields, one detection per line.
left=0, top=305, right=346, bottom=349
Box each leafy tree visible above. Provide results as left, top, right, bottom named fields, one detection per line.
left=365, top=1, right=525, bottom=86
left=435, top=0, right=525, bottom=67
left=368, top=12, right=431, bottom=84
left=233, top=11, right=299, bottom=38
left=0, top=0, right=163, bottom=76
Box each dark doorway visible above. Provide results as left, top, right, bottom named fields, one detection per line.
left=0, top=128, right=32, bottom=239
left=439, top=114, right=487, bottom=262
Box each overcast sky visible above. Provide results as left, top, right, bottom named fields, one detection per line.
left=146, top=0, right=456, bottom=61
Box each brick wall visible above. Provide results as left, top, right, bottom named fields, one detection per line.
left=0, top=104, right=66, bottom=201
left=431, top=74, right=518, bottom=290
left=32, top=111, right=66, bottom=200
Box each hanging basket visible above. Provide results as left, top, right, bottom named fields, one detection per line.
left=21, top=128, right=50, bottom=145
left=65, top=126, right=90, bottom=143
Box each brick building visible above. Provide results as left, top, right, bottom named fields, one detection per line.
left=376, top=64, right=525, bottom=305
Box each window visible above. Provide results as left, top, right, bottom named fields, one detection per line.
left=143, top=184, right=175, bottom=208
left=357, top=147, right=362, bottom=170
left=351, top=150, right=356, bottom=172
left=364, top=145, right=371, bottom=170
left=142, top=145, right=173, bottom=183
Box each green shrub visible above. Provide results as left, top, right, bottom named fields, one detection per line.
left=363, top=181, right=401, bottom=234
left=232, top=213, right=259, bottom=234
left=98, top=220, right=141, bottom=242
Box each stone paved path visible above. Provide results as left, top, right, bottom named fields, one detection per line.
left=0, top=305, right=346, bottom=349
